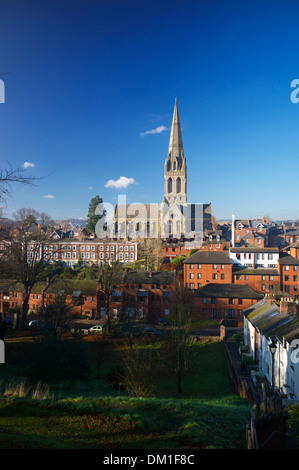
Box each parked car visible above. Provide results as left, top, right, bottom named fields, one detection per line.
left=144, top=327, right=162, bottom=335
left=88, top=324, right=106, bottom=334
left=28, top=320, right=40, bottom=328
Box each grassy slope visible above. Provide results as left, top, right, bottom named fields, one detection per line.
left=0, top=333, right=249, bottom=449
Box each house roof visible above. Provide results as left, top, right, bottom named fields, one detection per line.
left=183, top=250, right=232, bottom=265
left=230, top=247, right=279, bottom=253
left=125, top=270, right=175, bottom=285
left=232, top=268, right=279, bottom=276
left=46, top=279, right=98, bottom=295
left=278, top=253, right=299, bottom=266
left=195, top=283, right=263, bottom=299
left=244, top=299, right=299, bottom=343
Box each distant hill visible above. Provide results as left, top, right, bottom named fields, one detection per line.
left=55, top=218, right=87, bottom=227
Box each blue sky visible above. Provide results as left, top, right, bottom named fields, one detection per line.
left=1, top=0, right=299, bottom=222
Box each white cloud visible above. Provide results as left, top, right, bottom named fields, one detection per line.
left=23, top=161, right=35, bottom=169
left=105, top=176, right=135, bottom=189
left=43, top=194, right=55, bottom=199
left=140, top=125, right=168, bottom=137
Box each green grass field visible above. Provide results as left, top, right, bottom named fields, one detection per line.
left=0, top=331, right=249, bottom=449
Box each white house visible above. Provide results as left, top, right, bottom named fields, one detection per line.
left=243, top=296, right=299, bottom=402
left=230, top=247, right=279, bottom=269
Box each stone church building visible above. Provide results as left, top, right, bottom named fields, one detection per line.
left=112, top=99, right=212, bottom=242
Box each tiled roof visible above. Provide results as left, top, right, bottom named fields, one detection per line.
left=183, top=250, right=232, bottom=265
left=195, top=283, right=262, bottom=299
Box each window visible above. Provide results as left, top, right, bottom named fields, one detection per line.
left=285, top=265, right=290, bottom=271
left=213, top=273, right=218, bottom=280
left=203, top=297, right=207, bottom=304
left=268, top=254, right=273, bottom=260
left=221, top=274, right=225, bottom=280
left=213, top=264, right=217, bottom=269
left=245, top=275, right=249, bottom=280
left=211, top=298, right=216, bottom=304
left=237, top=274, right=241, bottom=280
left=190, top=283, right=194, bottom=289
left=229, top=309, right=234, bottom=318
left=198, top=264, right=201, bottom=269
left=238, top=298, right=243, bottom=305
left=190, top=273, right=194, bottom=279
left=197, top=273, right=201, bottom=279
left=269, top=275, right=274, bottom=281
left=229, top=298, right=234, bottom=304
left=294, top=275, right=297, bottom=282
left=221, top=264, right=224, bottom=270
left=262, top=284, right=265, bottom=291
left=211, top=309, right=217, bottom=318
left=262, top=275, right=266, bottom=281
left=190, top=264, right=194, bottom=269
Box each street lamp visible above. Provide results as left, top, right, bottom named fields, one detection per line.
left=269, top=341, right=277, bottom=388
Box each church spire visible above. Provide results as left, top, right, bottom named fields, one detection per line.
left=168, top=98, right=183, bottom=159
left=163, top=99, right=187, bottom=205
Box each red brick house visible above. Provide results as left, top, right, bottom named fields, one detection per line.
left=183, top=251, right=233, bottom=290
left=194, top=283, right=263, bottom=326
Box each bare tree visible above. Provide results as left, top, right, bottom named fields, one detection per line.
left=0, top=231, right=60, bottom=328
left=0, top=165, right=43, bottom=204
left=98, top=258, right=124, bottom=333
left=14, top=207, right=40, bottom=227
left=137, top=238, right=164, bottom=271
left=168, top=285, right=195, bottom=394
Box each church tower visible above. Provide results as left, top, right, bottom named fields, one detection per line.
left=163, top=99, right=187, bottom=205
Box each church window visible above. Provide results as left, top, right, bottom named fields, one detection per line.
left=176, top=177, right=181, bottom=193
left=168, top=177, right=172, bottom=193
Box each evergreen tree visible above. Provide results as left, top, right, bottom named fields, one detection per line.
left=85, top=195, right=105, bottom=235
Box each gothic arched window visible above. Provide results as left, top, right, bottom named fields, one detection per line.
left=173, top=160, right=177, bottom=170
left=176, top=177, right=181, bottom=193
left=168, top=177, right=172, bottom=193
left=167, top=159, right=171, bottom=171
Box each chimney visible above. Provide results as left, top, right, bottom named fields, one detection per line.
left=231, top=213, right=235, bottom=248
left=280, top=299, right=296, bottom=315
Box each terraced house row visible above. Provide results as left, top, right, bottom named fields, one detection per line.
left=0, top=240, right=138, bottom=266
left=183, top=245, right=299, bottom=325
left=0, top=270, right=176, bottom=324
